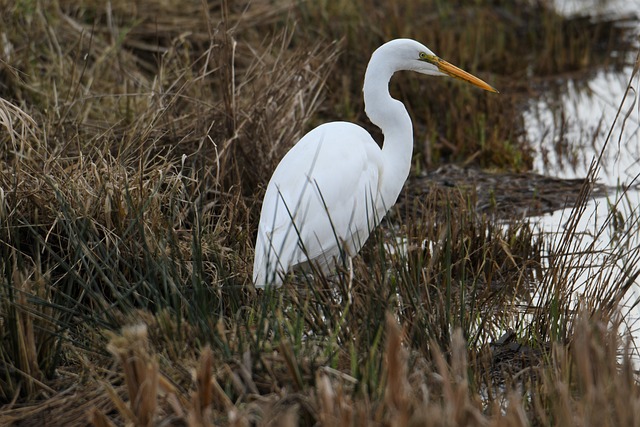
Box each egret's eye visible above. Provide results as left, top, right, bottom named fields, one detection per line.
left=419, top=52, right=429, bottom=60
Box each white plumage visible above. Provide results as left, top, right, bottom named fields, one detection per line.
left=253, top=39, right=497, bottom=288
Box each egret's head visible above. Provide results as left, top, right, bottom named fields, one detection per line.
left=379, top=39, right=498, bottom=93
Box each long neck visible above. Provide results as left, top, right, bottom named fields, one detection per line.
left=363, top=53, right=413, bottom=209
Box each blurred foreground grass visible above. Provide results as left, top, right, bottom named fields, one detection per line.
left=1, top=0, right=639, bottom=425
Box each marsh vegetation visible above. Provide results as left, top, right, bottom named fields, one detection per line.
left=0, top=0, right=639, bottom=425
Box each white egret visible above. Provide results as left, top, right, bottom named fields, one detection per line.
left=253, top=38, right=497, bottom=288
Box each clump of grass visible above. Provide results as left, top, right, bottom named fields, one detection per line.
left=0, top=0, right=336, bottom=403
left=76, top=307, right=640, bottom=426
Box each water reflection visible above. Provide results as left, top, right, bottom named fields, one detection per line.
left=525, top=0, right=640, bottom=342
left=526, top=68, right=640, bottom=185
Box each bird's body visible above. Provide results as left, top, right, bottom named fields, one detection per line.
left=253, top=39, right=497, bottom=288
left=253, top=122, right=388, bottom=287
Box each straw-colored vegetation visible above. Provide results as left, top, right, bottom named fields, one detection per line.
left=1, top=0, right=639, bottom=425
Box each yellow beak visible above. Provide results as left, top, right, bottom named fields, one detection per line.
left=431, top=56, right=499, bottom=93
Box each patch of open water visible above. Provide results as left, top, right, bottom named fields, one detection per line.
left=526, top=0, right=640, bottom=346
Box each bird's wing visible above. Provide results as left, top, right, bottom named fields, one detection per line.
left=253, top=122, right=384, bottom=287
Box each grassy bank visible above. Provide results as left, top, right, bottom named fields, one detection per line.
left=1, top=0, right=639, bottom=425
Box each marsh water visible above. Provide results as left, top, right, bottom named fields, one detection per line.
left=527, top=0, right=640, bottom=341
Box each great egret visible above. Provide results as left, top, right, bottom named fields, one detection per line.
left=253, top=38, right=497, bottom=288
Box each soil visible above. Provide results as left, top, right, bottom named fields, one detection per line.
left=399, top=164, right=611, bottom=219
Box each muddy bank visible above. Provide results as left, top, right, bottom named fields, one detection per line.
left=399, top=165, right=610, bottom=218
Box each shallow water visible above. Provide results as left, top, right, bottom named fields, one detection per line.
left=534, top=0, right=640, bottom=184
left=526, top=0, right=640, bottom=343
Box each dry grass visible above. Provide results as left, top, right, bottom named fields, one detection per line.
left=1, top=0, right=639, bottom=425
